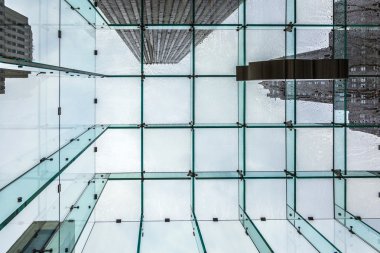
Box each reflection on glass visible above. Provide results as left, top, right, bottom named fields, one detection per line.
left=0, top=0, right=33, bottom=61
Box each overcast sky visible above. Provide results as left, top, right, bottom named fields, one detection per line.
left=0, top=1, right=378, bottom=252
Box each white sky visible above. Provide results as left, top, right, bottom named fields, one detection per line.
left=0, top=0, right=379, bottom=252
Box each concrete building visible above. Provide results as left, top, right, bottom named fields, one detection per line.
left=261, top=0, right=380, bottom=136
left=0, top=68, right=31, bottom=94
left=98, top=0, right=240, bottom=64
left=0, top=0, right=33, bottom=61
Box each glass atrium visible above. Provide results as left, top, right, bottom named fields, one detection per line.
left=0, top=0, right=379, bottom=252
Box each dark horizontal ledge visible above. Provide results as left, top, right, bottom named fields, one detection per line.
left=236, top=59, right=349, bottom=81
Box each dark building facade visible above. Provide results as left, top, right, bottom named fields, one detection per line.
left=0, top=68, right=30, bottom=94
left=0, top=0, right=33, bottom=61
left=98, top=0, right=241, bottom=64
left=261, top=0, right=380, bottom=136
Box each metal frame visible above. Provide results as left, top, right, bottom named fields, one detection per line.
left=0, top=0, right=379, bottom=252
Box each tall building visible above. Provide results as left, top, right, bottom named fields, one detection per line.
left=0, top=0, right=33, bottom=61
left=260, top=0, right=380, bottom=136
left=98, top=0, right=241, bottom=64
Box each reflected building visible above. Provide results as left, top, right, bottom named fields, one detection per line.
left=0, top=0, right=33, bottom=94
left=0, top=68, right=31, bottom=94
left=0, top=0, right=33, bottom=61
left=98, top=0, right=240, bottom=64
left=261, top=0, right=380, bottom=136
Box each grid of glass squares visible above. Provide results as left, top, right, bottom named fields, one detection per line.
left=0, top=0, right=379, bottom=252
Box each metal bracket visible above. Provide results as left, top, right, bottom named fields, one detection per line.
left=236, top=25, right=247, bottom=31
left=138, top=123, right=147, bottom=128
left=40, top=157, right=53, bottom=163
left=284, top=22, right=294, bottom=32
left=138, top=24, right=146, bottom=31
left=332, top=169, right=343, bottom=179
left=237, top=170, right=244, bottom=180
left=284, top=170, right=295, bottom=177
left=70, top=205, right=79, bottom=211
left=236, top=122, right=247, bottom=128
left=284, top=120, right=293, bottom=129
left=187, top=170, right=197, bottom=178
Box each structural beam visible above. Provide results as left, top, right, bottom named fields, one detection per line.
left=0, top=125, right=108, bottom=230
left=106, top=171, right=379, bottom=181
left=236, top=59, right=349, bottom=81
left=0, top=56, right=104, bottom=77
left=191, top=209, right=207, bottom=253
left=43, top=174, right=109, bottom=252
left=287, top=207, right=342, bottom=253
left=335, top=181, right=380, bottom=251
left=239, top=207, right=274, bottom=253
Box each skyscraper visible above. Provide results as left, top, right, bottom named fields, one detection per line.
left=98, top=0, right=241, bottom=64
left=260, top=0, right=380, bottom=136
left=0, top=0, right=33, bottom=61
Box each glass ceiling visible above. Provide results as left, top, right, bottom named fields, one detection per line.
left=0, top=0, right=379, bottom=252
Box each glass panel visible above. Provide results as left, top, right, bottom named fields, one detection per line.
left=311, top=219, right=378, bottom=252
left=45, top=175, right=108, bottom=252
left=195, top=29, right=238, bottom=75
left=345, top=3, right=380, bottom=25
left=140, top=221, right=198, bottom=253
left=293, top=214, right=341, bottom=253
left=0, top=126, right=106, bottom=230
left=144, top=129, right=191, bottom=172
left=96, top=129, right=141, bottom=173
left=347, top=127, right=380, bottom=171
left=296, top=128, right=333, bottom=171
left=246, top=81, right=286, bottom=124
left=82, top=222, right=140, bottom=253
left=296, top=179, right=334, bottom=219
left=296, top=0, right=333, bottom=24
left=246, top=180, right=287, bottom=219
left=191, top=211, right=206, bottom=253
left=347, top=78, right=380, bottom=125
left=144, top=180, right=190, bottom=220
left=60, top=2, right=96, bottom=72
left=144, top=78, right=191, bottom=124
left=254, top=220, right=318, bottom=253
left=1, top=0, right=60, bottom=65
left=296, top=80, right=334, bottom=124
left=246, top=128, right=285, bottom=171
left=347, top=179, right=380, bottom=220
left=94, top=181, right=141, bottom=222
left=195, top=180, right=238, bottom=220
left=143, top=29, right=192, bottom=75
left=246, top=0, right=285, bottom=24
left=194, top=0, right=240, bottom=25
left=246, top=28, right=285, bottom=62
left=195, top=129, right=238, bottom=172
left=195, top=78, right=238, bottom=124
left=96, top=28, right=141, bottom=75
left=199, top=220, right=260, bottom=253
left=96, top=78, right=141, bottom=124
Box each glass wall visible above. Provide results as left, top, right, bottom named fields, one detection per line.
left=0, top=0, right=379, bottom=252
